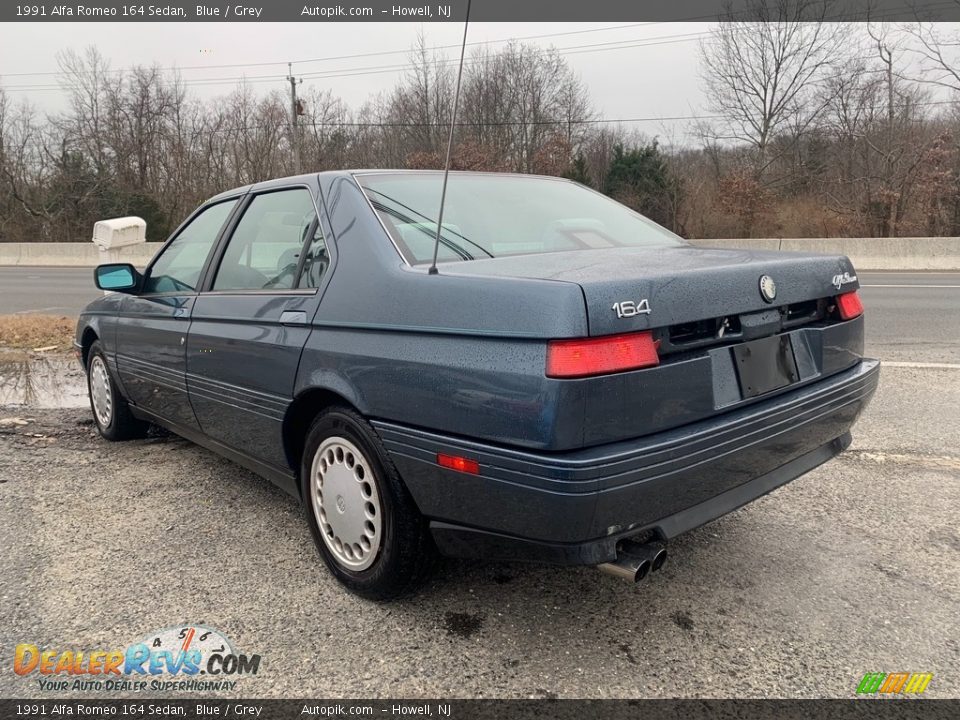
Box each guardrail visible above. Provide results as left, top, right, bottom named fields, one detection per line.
left=0, top=237, right=958, bottom=270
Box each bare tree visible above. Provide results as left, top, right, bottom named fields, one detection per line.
left=299, top=87, right=352, bottom=171
left=386, top=34, right=455, bottom=159
left=699, top=0, right=849, bottom=177
left=903, top=21, right=960, bottom=94
left=817, top=24, right=931, bottom=236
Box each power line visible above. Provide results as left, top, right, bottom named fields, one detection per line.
left=291, top=21, right=666, bottom=68
left=296, top=30, right=711, bottom=82
left=0, top=29, right=714, bottom=91
left=183, top=97, right=960, bottom=135
left=1, top=100, right=952, bottom=143
left=189, top=115, right=716, bottom=135
left=0, top=22, right=665, bottom=79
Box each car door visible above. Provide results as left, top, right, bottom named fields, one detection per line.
left=114, top=198, right=240, bottom=429
left=186, top=184, right=333, bottom=470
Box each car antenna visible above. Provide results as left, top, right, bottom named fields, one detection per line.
left=428, top=0, right=472, bottom=276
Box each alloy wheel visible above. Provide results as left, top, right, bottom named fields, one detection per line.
left=89, top=356, right=113, bottom=428
left=310, top=436, right=382, bottom=571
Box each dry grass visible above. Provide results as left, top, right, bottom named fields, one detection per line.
left=0, top=314, right=76, bottom=352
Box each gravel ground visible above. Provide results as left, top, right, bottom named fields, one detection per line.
left=1, top=366, right=958, bottom=699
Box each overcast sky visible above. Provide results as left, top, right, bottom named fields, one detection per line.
left=0, top=22, right=712, bottom=143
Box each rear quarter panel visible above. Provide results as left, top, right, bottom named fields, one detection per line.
left=296, top=174, right=589, bottom=449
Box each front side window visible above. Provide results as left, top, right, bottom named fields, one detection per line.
left=212, top=188, right=317, bottom=291
left=143, top=199, right=237, bottom=293
left=357, top=172, right=683, bottom=266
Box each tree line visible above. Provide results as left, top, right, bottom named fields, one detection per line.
left=4, top=0, right=960, bottom=243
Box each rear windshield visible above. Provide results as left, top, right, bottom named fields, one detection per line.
left=356, top=172, right=683, bottom=265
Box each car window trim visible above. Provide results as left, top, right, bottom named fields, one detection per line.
left=292, top=214, right=321, bottom=288
left=310, top=178, right=340, bottom=302
left=201, top=183, right=322, bottom=295
left=201, top=288, right=318, bottom=297
left=138, top=195, right=246, bottom=298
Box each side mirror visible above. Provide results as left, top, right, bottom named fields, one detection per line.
left=94, top=263, right=140, bottom=292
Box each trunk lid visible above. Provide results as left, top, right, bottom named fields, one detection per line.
left=445, top=245, right=860, bottom=336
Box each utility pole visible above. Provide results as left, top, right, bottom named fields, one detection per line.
left=287, top=62, right=302, bottom=174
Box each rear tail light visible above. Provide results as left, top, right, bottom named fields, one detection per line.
left=546, top=331, right=660, bottom=378
left=836, top=291, right=864, bottom=321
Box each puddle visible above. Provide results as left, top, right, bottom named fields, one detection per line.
left=0, top=352, right=88, bottom=408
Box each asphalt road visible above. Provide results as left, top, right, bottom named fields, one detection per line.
left=1, top=267, right=959, bottom=363
left=0, top=267, right=100, bottom=315
left=859, top=272, right=960, bottom=364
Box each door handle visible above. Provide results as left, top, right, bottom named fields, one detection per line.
left=279, top=310, right=308, bottom=326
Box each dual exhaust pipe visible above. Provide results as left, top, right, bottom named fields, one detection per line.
left=598, top=539, right=667, bottom=583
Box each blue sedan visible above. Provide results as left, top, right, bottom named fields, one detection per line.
left=76, top=171, right=879, bottom=598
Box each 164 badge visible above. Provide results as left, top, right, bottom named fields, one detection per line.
left=13, top=625, right=262, bottom=693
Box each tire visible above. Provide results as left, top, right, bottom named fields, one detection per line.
left=301, top=406, right=435, bottom=600
left=86, top=340, right=150, bottom=441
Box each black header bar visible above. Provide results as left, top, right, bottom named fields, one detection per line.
left=3, top=0, right=960, bottom=22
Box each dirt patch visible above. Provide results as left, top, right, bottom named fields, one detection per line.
left=0, top=314, right=76, bottom=352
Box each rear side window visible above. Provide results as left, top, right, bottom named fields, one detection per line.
left=144, top=199, right=237, bottom=293
left=213, top=188, right=317, bottom=291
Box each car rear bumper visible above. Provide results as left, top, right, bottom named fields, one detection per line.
left=372, top=358, right=880, bottom=565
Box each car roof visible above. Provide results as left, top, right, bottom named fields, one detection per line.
left=205, top=169, right=564, bottom=203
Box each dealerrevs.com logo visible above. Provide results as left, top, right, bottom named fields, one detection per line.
left=14, top=625, right=262, bottom=693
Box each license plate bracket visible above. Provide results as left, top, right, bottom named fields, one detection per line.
left=733, top=334, right=799, bottom=399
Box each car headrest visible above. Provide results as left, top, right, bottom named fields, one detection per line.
left=277, top=247, right=299, bottom=269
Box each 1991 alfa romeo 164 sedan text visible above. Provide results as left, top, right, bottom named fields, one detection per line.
left=76, top=171, right=879, bottom=598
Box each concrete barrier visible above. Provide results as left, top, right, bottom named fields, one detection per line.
left=783, top=237, right=960, bottom=270
left=0, top=243, right=22, bottom=266
left=692, top=239, right=783, bottom=253
left=692, top=237, right=960, bottom=270
left=0, top=238, right=959, bottom=270
left=0, top=242, right=162, bottom=268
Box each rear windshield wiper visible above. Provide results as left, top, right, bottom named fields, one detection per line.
left=364, top=188, right=494, bottom=260
left=370, top=201, right=474, bottom=261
